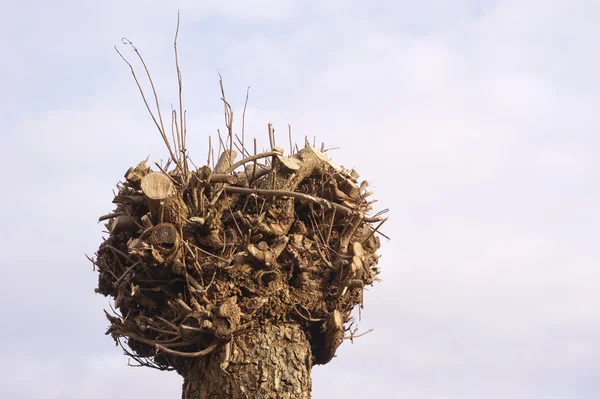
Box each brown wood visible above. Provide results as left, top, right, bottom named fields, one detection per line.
left=124, top=159, right=150, bottom=188
left=108, top=215, right=140, bottom=234
left=213, top=150, right=237, bottom=174
left=316, top=310, right=344, bottom=365
left=180, top=323, right=312, bottom=399
left=141, top=172, right=176, bottom=200
left=141, top=172, right=188, bottom=224
left=95, top=141, right=384, bottom=398
left=151, top=223, right=180, bottom=247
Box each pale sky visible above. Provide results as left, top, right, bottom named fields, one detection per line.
left=1, top=1, right=600, bottom=398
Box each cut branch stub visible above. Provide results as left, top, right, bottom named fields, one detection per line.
left=141, top=172, right=188, bottom=223
left=276, top=154, right=301, bottom=172
left=108, top=215, right=140, bottom=234
left=180, top=313, right=214, bottom=342
left=141, top=172, right=176, bottom=200
left=125, top=160, right=150, bottom=188
left=316, top=309, right=344, bottom=365
left=275, top=146, right=328, bottom=191
left=247, top=236, right=288, bottom=267
left=214, top=150, right=238, bottom=174
left=151, top=223, right=180, bottom=247
left=214, top=297, right=242, bottom=339
left=247, top=241, right=276, bottom=266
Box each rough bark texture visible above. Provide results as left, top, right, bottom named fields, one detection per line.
left=180, top=324, right=312, bottom=399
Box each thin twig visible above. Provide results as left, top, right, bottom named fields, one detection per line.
left=98, top=212, right=125, bottom=222
left=223, top=186, right=386, bottom=222
left=105, top=245, right=134, bottom=263
left=205, top=267, right=218, bottom=291
left=188, top=243, right=230, bottom=263
left=223, top=150, right=281, bottom=174
left=242, top=86, right=250, bottom=149
left=217, top=70, right=234, bottom=153
left=361, top=218, right=388, bottom=245
left=288, top=124, right=293, bottom=155
left=251, top=138, right=258, bottom=186
left=113, top=261, right=142, bottom=288
left=173, top=11, right=187, bottom=178
left=227, top=198, right=244, bottom=238
left=326, top=208, right=337, bottom=243
left=85, top=254, right=97, bottom=271
left=207, top=135, right=212, bottom=167
left=234, top=134, right=252, bottom=157
left=268, top=123, right=274, bottom=149
left=155, top=343, right=218, bottom=357
left=116, top=39, right=181, bottom=172
left=343, top=328, right=374, bottom=341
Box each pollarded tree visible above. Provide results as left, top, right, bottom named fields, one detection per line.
left=91, top=20, right=387, bottom=399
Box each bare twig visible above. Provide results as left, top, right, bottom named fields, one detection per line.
left=268, top=123, right=274, bottom=149
left=242, top=86, right=250, bottom=149
left=207, top=135, right=212, bottom=167
left=113, top=261, right=142, bottom=288
left=362, top=218, right=388, bottom=245
left=217, top=70, right=234, bottom=153
left=251, top=138, right=258, bottom=185
left=223, top=150, right=281, bottom=174
left=288, top=124, right=293, bottom=155
left=98, top=212, right=125, bottom=222
left=155, top=343, right=218, bottom=357
left=105, top=245, right=134, bottom=263
left=173, top=11, right=188, bottom=178
left=343, top=328, right=374, bottom=341
left=116, top=39, right=181, bottom=172
left=223, top=186, right=386, bottom=222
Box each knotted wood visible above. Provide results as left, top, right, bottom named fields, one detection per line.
left=181, top=324, right=312, bottom=399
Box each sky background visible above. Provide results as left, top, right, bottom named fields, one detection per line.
left=1, top=0, right=599, bottom=398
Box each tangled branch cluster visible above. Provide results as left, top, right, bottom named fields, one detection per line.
left=93, top=140, right=386, bottom=370
left=94, top=19, right=386, bottom=373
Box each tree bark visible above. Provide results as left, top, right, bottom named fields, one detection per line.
left=180, top=324, right=312, bottom=399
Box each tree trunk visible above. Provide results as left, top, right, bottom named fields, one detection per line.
left=180, top=324, right=312, bottom=399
